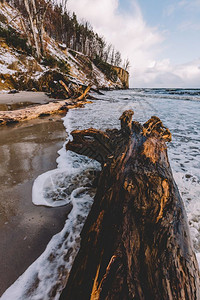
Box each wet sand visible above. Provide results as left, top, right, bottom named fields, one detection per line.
left=0, top=91, right=58, bottom=111
left=0, top=115, right=71, bottom=296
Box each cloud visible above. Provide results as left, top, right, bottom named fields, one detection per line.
left=67, top=0, right=119, bottom=28
left=163, top=4, right=176, bottom=17
left=67, top=0, right=200, bottom=87
left=179, top=0, right=200, bottom=10
left=134, top=58, right=200, bottom=88
left=67, top=0, right=164, bottom=85
left=178, top=21, right=200, bottom=31
left=164, top=0, right=200, bottom=14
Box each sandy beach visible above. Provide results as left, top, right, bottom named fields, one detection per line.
left=0, top=91, right=55, bottom=111
left=0, top=113, right=71, bottom=296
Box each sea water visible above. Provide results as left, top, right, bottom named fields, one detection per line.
left=2, top=88, right=200, bottom=299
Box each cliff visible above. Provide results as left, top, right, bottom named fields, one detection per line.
left=113, top=66, right=129, bottom=88
left=0, top=2, right=129, bottom=92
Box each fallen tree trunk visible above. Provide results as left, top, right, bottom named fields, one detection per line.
left=48, top=80, right=91, bottom=101
left=60, top=110, right=200, bottom=300
left=0, top=99, right=91, bottom=126
left=59, top=80, right=73, bottom=98
left=76, top=85, right=91, bottom=101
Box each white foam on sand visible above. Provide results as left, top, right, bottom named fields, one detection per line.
left=32, top=167, right=97, bottom=208
left=32, top=109, right=100, bottom=208
left=1, top=186, right=95, bottom=300
left=1, top=107, right=101, bottom=300
left=173, top=170, right=200, bottom=266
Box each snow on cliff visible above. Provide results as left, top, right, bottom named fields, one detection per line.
left=0, top=2, right=124, bottom=91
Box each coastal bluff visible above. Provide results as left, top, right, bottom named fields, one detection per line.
left=0, top=2, right=129, bottom=93
left=113, top=66, right=129, bottom=88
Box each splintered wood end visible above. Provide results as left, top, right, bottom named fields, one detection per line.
left=143, top=116, right=172, bottom=142
left=119, top=110, right=134, bottom=133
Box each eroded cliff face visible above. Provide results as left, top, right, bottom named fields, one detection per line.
left=113, top=66, right=129, bottom=89
left=0, top=2, right=129, bottom=92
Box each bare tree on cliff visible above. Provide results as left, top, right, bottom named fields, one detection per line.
left=123, top=58, right=131, bottom=71
left=23, top=0, right=40, bottom=58
left=104, top=43, right=112, bottom=63
left=60, top=0, right=68, bottom=13
left=114, top=50, right=122, bottom=67
left=23, top=0, right=50, bottom=58
left=33, top=0, right=51, bottom=56
left=6, top=0, right=124, bottom=68
left=110, top=47, right=115, bottom=65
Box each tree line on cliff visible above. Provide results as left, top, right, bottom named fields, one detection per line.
left=1, top=0, right=130, bottom=71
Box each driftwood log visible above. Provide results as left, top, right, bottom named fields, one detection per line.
left=58, top=81, right=91, bottom=100
left=60, top=110, right=200, bottom=300
left=59, top=80, right=74, bottom=97
left=76, top=85, right=91, bottom=101
left=0, top=99, right=91, bottom=126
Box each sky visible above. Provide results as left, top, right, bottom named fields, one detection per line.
left=67, top=0, right=200, bottom=88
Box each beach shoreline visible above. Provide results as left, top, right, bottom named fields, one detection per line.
left=0, top=91, right=91, bottom=126
left=0, top=115, right=70, bottom=296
